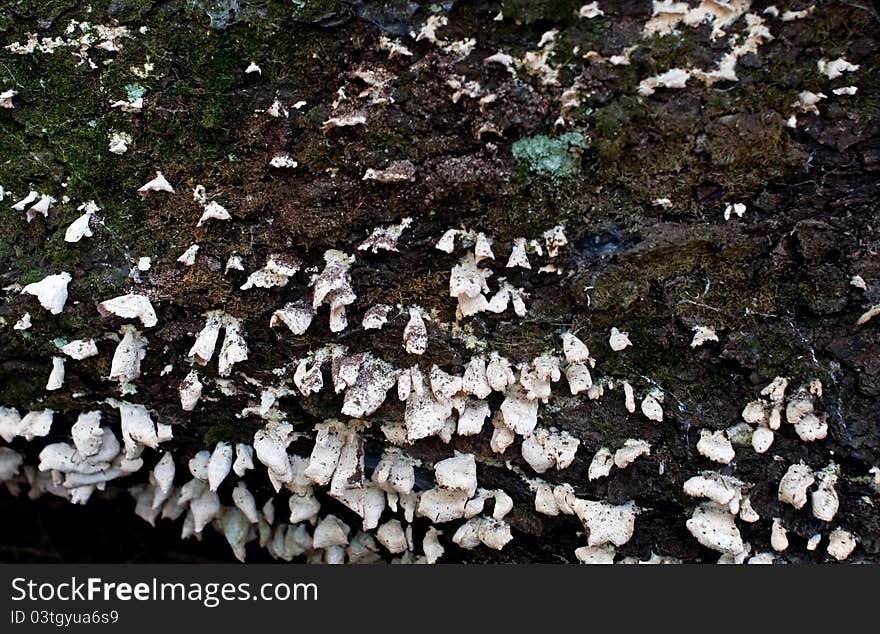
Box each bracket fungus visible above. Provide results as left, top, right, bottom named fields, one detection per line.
left=778, top=463, right=815, bottom=510
left=137, top=171, right=175, bottom=195
left=21, top=272, right=71, bottom=315
left=97, top=293, right=158, bottom=328
left=241, top=254, right=302, bottom=290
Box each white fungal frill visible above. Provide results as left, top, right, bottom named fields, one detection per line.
left=21, top=272, right=71, bottom=315
left=113, top=400, right=171, bottom=459
left=817, top=57, right=859, bottom=80
left=188, top=310, right=224, bottom=365
left=312, top=250, right=356, bottom=332
left=179, top=370, right=203, bottom=411
left=97, top=293, right=158, bottom=328
left=108, top=131, right=131, bottom=154
left=270, top=303, right=314, bottom=335
left=588, top=448, right=614, bottom=481
left=696, top=430, right=735, bottom=464
left=137, top=171, right=175, bottom=195
left=13, top=313, right=31, bottom=330
left=46, top=357, right=65, bottom=391
left=690, top=325, right=719, bottom=348
left=362, top=304, right=391, bottom=330
left=253, top=422, right=295, bottom=492
left=358, top=217, right=412, bottom=253
left=177, top=244, right=199, bottom=266
left=641, top=389, right=664, bottom=422
left=241, top=254, right=302, bottom=290
left=542, top=225, right=567, bottom=257
left=521, top=427, right=579, bottom=473
left=233, top=443, right=254, bottom=477
left=217, top=315, right=248, bottom=377
left=686, top=503, right=744, bottom=555
left=362, top=160, right=417, bottom=183
left=64, top=201, right=97, bottom=242
left=109, top=325, right=147, bottom=384
left=811, top=465, right=839, bottom=522
left=826, top=529, right=856, bottom=561
left=403, top=307, right=428, bottom=355
left=196, top=201, right=231, bottom=227
left=269, top=155, right=298, bottom=168
left=208, top=442, right=233, bottom=491
left=0, top=89, right=17, bottom=108
left=450, top=252, right=491, bottom=319
left=15, top=192, right=55, bottom=222
left=59, top=339, right=98, bottom=360
left=609, top=327, right=632, bottom=351
left=613, top=439, right=651, bottom=469
left=435, top=229, right=460, bottom=253
left=778, top=463, right=815, bottom=510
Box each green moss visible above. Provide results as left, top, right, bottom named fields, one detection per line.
left=511, top=132, right=589, bottom=178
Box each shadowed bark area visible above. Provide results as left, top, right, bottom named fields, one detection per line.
left=0, top=0, right=879, bottom=563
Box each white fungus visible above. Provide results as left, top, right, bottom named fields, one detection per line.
left=196, top=201, right=231, bottom=227
left=778, top=463, right=815, bottom=510
left=97, top=293, right=158, bottom=327
left=826, top=529, right=856, bottom=561
left=696, top=429, right=735, bottom=464
left=137, top=171, right=175, bottom=195
left=403, top=307, right=428, bottom=355
left=64, top=203, right=96, bottom=242
left=614, top=439, right=651, bottom=469
left=609, top=327, right=632, bottom=351
left=46, top=356, right=65, bottom=391
left=691, top=325, right=719, bottom=348
left=21, top=272, right=71, bottom=315
left=241, top=255, right=301, bottom=290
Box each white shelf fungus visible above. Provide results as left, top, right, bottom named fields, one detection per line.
left=608, top=327, right=632, bottom=351
left=770, top=518, right=789, bottom=552
left=270, top=303, right=314, bottom=335
left=179, top=370, right=203, bottom=411
left=0, top=89, right=17, bottom=108
left=811, top=465, right=839, bottom=522
left=614, top=439, right=651, bottom=469
left=46, top=356, right=65, bottom=391
left=97, top=293, right=158, bottom=327
left=362, top=304, right=391, bottom=330
left=778, top=463, right=815, bottom=509
left=64, top=202, right=97, bottom=242
left=241, top=254, right=301, bottom=290
left=137, top=171, right=175, bottom=195
left=109, top=325, right=147, bottom=384
left=362, top=160, right=416, bottom=183
left=177, top=244, right=199, bottom=266
left=312, top=250, right=356, bottom=332
left=826, top=529, right=856, bottom=561
left=0, top=408, right=54, bottom=443
left=817, top=57, right=859, bottom=80
left=59, top=339, right=98, bottom=360
left=690, top=325, right=719, bottom=348
left=403, top=307, right=428, bottom=355
left=21, top=272, right=71, bottom=315
left=434, top=453, right=478, bottom=497
left=641, top=390, right=664, bottom=422
left=521, top=427, right=580, bottom=473
left=686, top=503, right=744, bottom=555
left=588, top=448, right=614, bottom=481
left=196, top=201, right=231, bottom=227
left=13, top=313, right=31, bottom=330
left=696, top=430, right=735, bottom=464
left=218, top=316, right=248, bottom=377
left=358, top=217, right=413, bottom=253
